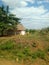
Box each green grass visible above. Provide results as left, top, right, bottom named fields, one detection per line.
left=0, top=40, right=46, bottom=61
left=0, top=30, right=49, bottom=64
left=0, top=40, right=15, bottom=50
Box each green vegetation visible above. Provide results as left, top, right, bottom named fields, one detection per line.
left=0, top=4, right=49, bottom=65
left=0, top=5, right=20, bottom=36
left=0, top=29, right=49, bottom=65
left=0, top=39, right=48, bottom=61
left=45, top=46, right=49, bottom=52
left=32, top=42, right=37, bottom=47
left=0, top=40, right=15, bottom=50
left=26, top=29, right=36, bottom=34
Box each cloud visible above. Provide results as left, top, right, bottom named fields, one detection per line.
left=20, top=1, right=28, bottom=7
left=10, top=5, right=49, bottom=29
left=2, top=0, right=18, bottom=8
left=26, top=0, right=34, bottom=3
left=2, top=0, right=49, bottom=29
left=2, top=0, right=28, bottom=8
left=2, top=0, right=35, bottom=8
left=2, top=0, right=34, bottom=7
left=11, top=5, right=47, bottom=18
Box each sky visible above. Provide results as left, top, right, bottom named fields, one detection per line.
left=0, top=0, right=49, bottom=29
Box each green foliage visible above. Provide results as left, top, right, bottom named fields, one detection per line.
left=26, top=29, right=36, bottom=34
left=40, top=27, right=49, bottom=35
left=0, top=40, right=46, bottom=61
left=31, top=49, right=45, bottom=60
left=40, top=30, right=46, bottom=35
left=25, top=29, right=29, bottom=32
left=0, top=5, right=20, bottom=36
left=23, top=46, right=30, bottom=56
left=29, top=29, right=36, bottom=34
left=0, top=40, right=15, bottom=50
left=32, top=42, right=37, bottom=47
left=16, top=52, right=24, bottom=60
left=36, top=50, right=45, bottom=59
left=45, top=46, right=49, bottom=52
left=32, top=53, right=37, bottom=59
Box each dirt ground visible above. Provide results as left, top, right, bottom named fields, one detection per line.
left=0, top=58, right=49, bottom=65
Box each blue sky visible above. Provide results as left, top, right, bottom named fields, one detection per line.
left=0, top=0, right=49, bottom=29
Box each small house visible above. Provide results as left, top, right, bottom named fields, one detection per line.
left=17, top=24, right=26, bottom=35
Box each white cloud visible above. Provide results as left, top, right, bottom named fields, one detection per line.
left=10, top=4, right=49, bottom=29
left=2, top=0, right=28, bottom=8
left=2, top=0, right=49, bottom=29
left=41, top=12, right=49, bottom=19
left=2, top=0, right=35, bottom=8
left=26, top=0, right=34, bottom=3
left=11, top=5, right=47, bottom=18
left=20, top=1, right=28, bottom=7
left=2, top=0, right=18, bottom=8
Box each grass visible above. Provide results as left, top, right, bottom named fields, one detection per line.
left=0, top=40, right=15, bottom=50
left=0, top=31, right=49, bottom=65
left=0, top=39, right=47, bottom=59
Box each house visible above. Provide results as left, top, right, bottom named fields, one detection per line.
left=2, top=24, right=26, bottom=36
left=17, top=24, right=26, bottom=35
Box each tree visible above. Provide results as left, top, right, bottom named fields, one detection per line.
left=0, top=5, right=20, bottom=36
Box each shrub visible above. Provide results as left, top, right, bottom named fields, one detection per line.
left=32, top=42, right=37, bottom=47
left=23, top=46, right=30, bottom=56
left=16, top=43, right=23, bottom=49
left=0, top=40, right=15, bottom=50
left=36, top=50, right=45, bottom=59
left=45, top=46, right=49, bottom=52
left=31, top=49, right=45, bottom=60
left=29, top=29, right=36, bottom=34
left=32, top=53, right=37, bottom=59
left=17, top=52, right=24, bottom=59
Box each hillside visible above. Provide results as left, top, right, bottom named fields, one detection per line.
left=0, top=29, right=49, bottom=65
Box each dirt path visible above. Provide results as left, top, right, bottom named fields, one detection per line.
left=0, top=59, right=26, bottom=65
left=0, top=58, right=48, bottom=65
left=0, top=59, right=14, bottom=65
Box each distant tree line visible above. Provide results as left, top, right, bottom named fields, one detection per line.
left=39, top=27, right=49, bottom=35
left=26, top=29, right=36, bottom=34
left=26, top=27, right=49, bottom=34
left=0, top=5, right=20, bottom=36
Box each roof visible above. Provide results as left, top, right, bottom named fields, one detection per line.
left=17, top=24, right=25, bottom=30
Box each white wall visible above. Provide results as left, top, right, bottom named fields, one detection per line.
left=20, top=31, right=25, bottom=35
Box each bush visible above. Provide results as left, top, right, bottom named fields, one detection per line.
left=32, top=53, right=37, bottom=59
left=16, top=52, right=24, bottom=60
left=0, top=40, right=15, bottom=50
left=36, top=50, right=45, bottom=59
left=31, top=50, right=45, bottom=60
left=32, top=42, right=37, bottom=47
left=46, top=46, right=49, bottom=52
left=23, top=46, right=30, bottom=56
left=29, top=29, right=36, bottom=34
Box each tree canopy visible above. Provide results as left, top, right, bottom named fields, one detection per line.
left=0, top=5, right=20, bottom=36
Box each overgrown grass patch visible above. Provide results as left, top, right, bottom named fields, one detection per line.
left=36, top=49, right=45, bottom=59
left=0, top=38, right=48, bottom=63
left=46, top=46, right=49, bottom=52
left=0, top=40, right=15, bottom=50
